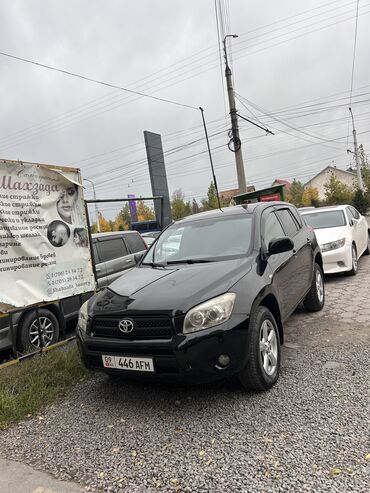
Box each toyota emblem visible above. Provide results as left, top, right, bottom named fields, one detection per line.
left=118, top=319, right=135, bottom=333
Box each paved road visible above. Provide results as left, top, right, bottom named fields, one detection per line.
left=1, top=256, right=369, bottom=492
left=0, top=457, right=84, bottom=493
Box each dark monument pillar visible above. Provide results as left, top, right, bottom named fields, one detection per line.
left=144, top=131, right=172, bottom=228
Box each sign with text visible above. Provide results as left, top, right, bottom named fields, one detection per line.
left=0, top=160, right=95, bottom=312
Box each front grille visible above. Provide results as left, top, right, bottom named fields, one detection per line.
left=91, top=315, right=173, bottom=340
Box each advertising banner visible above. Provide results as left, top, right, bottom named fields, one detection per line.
left=128, top=194, right=138, bottom=222
left=0, top=159, right=96, bottom=312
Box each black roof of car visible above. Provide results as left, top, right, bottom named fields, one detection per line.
left=92, top=231, right=140, bottom=239
left=176, top=202, right=293, bottom=224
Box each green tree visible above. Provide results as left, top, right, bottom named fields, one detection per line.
left=286, top=179, right=305, bottom=207
left=352, top=188, right=369, bottom=215
left=201, top=182, right=220, bottom=210
left=115, top=203, right=131, bottom=230
left=324, top=174, right=353, bottom=205
left=358, top=144, right=370, bottom=192
left=137, top=200, right=155, bottom=221
left=171, top=189, right=191, bottom=220
left=302, top=186, right=320, bottom=207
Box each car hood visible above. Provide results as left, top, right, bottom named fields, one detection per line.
left=314, top=226, right=349, bottom=246
left=89, top=258, right=252, bottom=316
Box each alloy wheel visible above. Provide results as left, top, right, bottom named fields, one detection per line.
left=29, top=316, right=55, bottom=348
left=259, top=320, right=278, bottom=376
left=316, top=268, right=324, bottom=303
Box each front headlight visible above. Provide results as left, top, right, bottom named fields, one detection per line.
left=183, top=293, right=236, bottom=334
left=78, top=301, right=89, bottom=332
left=320, top=238, right=345, bottom=252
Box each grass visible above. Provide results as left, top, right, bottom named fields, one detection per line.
left=0, top=344, right=89, bottom=430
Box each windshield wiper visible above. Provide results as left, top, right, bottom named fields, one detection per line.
left=142, top=261, right=167, bottom=268
left=166, top=259, right=215, bottom=264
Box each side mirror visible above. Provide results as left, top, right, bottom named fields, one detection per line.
left=134, top=252, right=145, bottom=264
left=351, top=218, right=358, bottom=227
left=268, top=237, right=294, bottom=256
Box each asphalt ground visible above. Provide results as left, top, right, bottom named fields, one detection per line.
left=0, top=256, right=369, bottom=493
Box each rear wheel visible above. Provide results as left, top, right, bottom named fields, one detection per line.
left=303, top=263, right=325, bottom=312
left=17, top=309, right=60, bottom=353
left=239, top=306, right=280, bottom=391
left=348, top=244, right=358, bottom=275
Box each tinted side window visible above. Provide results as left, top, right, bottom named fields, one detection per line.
left=97, top=238, right=128, bottom=262
left=350, top=206, right=360, bottom=219
left=263, top=212, right=285, bottom=246
left=346, top=207, right=354, bottom=222
left=289, top=207, right=303, bottom=227
left=276, top=209, right=299, bottom=237
left=124, top=233, right=146, bottom=253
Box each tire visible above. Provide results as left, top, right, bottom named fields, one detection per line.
left=348, top=244, right=358, bottom=276
left=303, top=263, right=325, bottom=312
left=17, top=309, right=60, bottom=353
left=364, top=231, right=370, bottom=255
left=238, top=306, right=281, bottom=391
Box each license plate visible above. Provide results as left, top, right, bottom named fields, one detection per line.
left=102, top=355, right=154, bottom=372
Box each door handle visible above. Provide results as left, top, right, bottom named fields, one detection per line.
left=125, top=259, right=132, bottom=263
left=96, top=268, right=101, bottom=272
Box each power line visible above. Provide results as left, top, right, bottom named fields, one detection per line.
left=0, top=50, right=199, bottom=111
left=0, top=1, right=364, bottom=151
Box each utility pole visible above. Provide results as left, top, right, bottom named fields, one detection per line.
left=223, top=34, right=247, bottom=194
left=84, top=178, right=101, bottom=232
left=349, top=107, right=364, bottom=191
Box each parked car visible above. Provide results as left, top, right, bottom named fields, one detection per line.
left=77, top=202, right=324, bottom=391
left=0, top=231, right=147, bottom=353
left=300, top=205, right=370, bottom=275
left=141, top=232, right=160, bottom=247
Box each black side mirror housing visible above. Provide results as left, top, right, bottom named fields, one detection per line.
left=268, top=237, right=294, bottom=256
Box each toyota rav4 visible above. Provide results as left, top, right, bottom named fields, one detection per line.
left=77, top=202, right=324, bottom=391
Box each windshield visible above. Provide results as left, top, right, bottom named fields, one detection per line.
left=143, top=214, right=252, bottom=264
left=302, top=210, right=346, bottom=229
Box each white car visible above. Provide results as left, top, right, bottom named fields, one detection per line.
left=300, top=205, right=370, bottom=275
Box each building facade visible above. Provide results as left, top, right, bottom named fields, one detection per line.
left=304, top=166, right=357, bottom=200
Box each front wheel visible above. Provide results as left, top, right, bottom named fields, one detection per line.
left=239, top=306, right=281, bottom=391
left=303, top=262, right=325, bottom=312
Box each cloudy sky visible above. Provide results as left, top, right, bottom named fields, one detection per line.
left=1, top=0, right=370, bottom=220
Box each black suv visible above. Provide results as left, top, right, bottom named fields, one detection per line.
left=77, top=203, right=324, bottom=391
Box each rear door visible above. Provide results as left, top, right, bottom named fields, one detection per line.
left=91, top=240, right=107, bottom=287
left=348, top=206, right=367, bottom=254
left=262, top=209, right=296, bottom=319
left=96, top=235, right=133, bottom=286
left=276, top=207, right=313, bottom=302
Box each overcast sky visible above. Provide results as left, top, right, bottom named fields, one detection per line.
left=1, top=0, right=370, bottom=220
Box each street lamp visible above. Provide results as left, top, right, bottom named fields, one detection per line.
left=223, top=34, right=238, bottom=70
left=83, top=178, right=101, bottom=232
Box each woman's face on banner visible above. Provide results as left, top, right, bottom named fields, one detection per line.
left=57, top=185, right=78, bottom=223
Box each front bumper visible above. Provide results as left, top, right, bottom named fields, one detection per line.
left=77, top=314, right=249, bottom=384
left=321, top=244, right=352, bottom=274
